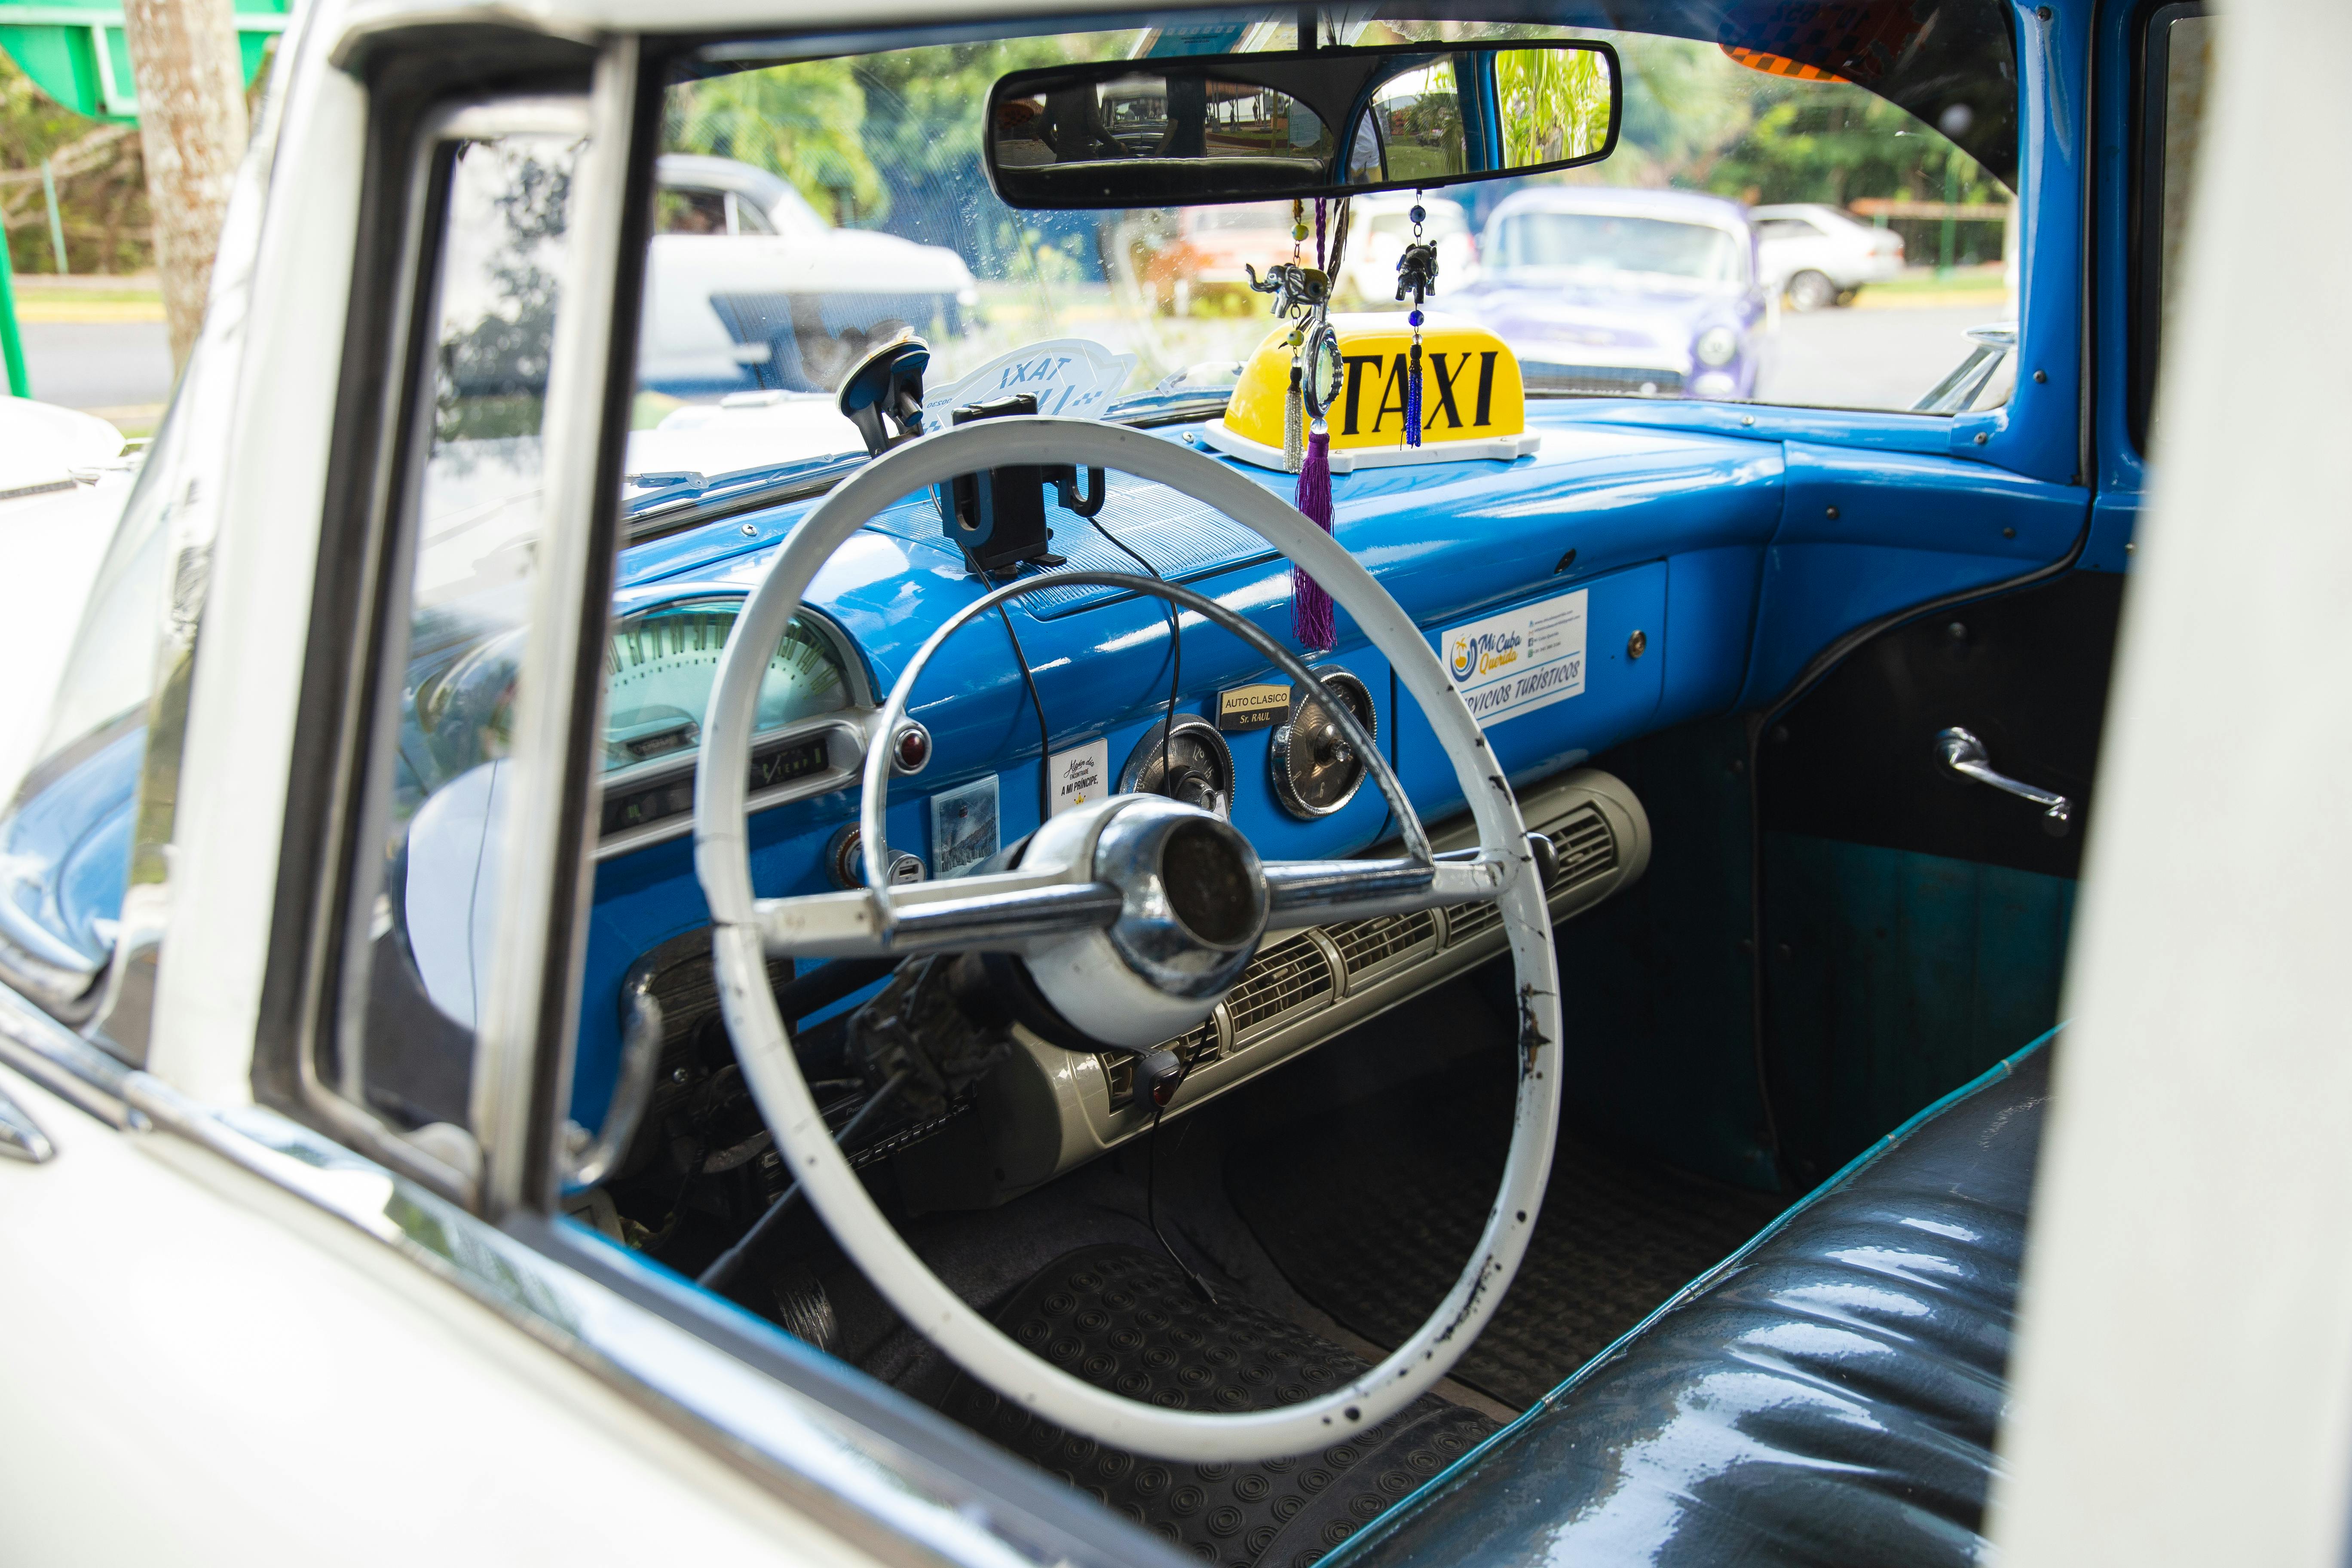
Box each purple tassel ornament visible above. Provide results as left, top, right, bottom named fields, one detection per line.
left=1405, top=338, right=1424, bottom=448
left=1291, top=421, right=1336, bottom=652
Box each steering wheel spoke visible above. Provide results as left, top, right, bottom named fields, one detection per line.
left=753, top=870, right=1124, bottom=959
left=1262, top=851, right=1508, bottom=931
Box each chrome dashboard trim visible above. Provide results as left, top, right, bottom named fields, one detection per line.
left=0, top=972, right=1194, bottom=1568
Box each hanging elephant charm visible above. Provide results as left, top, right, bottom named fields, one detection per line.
left=1244, top=261, right=1330, bottom=321
left=1394, top=240, right=1440, bottom=306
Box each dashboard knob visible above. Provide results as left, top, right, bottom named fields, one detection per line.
left=891, top=721, right=933, bottom=775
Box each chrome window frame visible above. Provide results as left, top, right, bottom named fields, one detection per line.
left=275, top=76, right=616, bottom=1210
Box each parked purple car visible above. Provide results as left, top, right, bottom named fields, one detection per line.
left=1453, top=186, right=1768, bottom=401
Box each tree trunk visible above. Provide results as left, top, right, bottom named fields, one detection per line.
left=119, top=0, right=248, bottom=373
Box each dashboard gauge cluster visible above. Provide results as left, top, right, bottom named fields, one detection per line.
left=603, top=597, right=850, bottom=773
left=1118, top=717, right=1235, bottom=818
left=1270, top=667, right=1376, bottom=818
left=594, top=594, right=871, bottom=853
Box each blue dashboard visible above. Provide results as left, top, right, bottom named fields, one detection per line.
left=571, top=398, right=2086, bottom=1119
left=0, top=395, right=2092, bottom=1131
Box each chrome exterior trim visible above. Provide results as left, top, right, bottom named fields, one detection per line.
left=0, top=1077, right=57, bottom=1163
left=0, top=979, right=148, bottom=1132
left=475, top=43, right=640, bottom=1218
left=0, top=975, right=1190, bottom=1568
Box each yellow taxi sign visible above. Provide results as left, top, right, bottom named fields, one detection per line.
left=1203, top=312, right=1540, bottom=473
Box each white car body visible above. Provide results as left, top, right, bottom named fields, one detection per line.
left=639, top=154, right=979, bottom=396
left=1752, top=202, right=1904, bottom=309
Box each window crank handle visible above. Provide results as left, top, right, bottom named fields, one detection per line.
left=1935, top=726, right=2072, bottom=837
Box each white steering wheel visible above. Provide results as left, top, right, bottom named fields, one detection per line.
left=694, top=417, right=1562, bottom=1461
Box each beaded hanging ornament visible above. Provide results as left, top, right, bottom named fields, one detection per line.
left=1291, top=198, right=1341, bottom=651
left=1246, top=198, right=1344, bottom=650
left=1393, top=196, right=1442, bottom=450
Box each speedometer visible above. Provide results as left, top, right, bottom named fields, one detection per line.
left=605, top=598, right=850, bottom=772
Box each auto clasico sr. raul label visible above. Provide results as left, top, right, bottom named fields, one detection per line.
left=1441, top=589, right=1587, bottom=728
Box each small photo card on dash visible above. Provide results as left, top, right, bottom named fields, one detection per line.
left=929, top=774, right=1001, bottom=876
left=1048, top=738, right=1110, bottom=817
left=1216, top=683, right=1292, bottom=732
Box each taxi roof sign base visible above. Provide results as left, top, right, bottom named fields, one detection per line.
left=1199, top=418, right=1540, bottom=473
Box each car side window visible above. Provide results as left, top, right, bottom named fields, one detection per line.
left=656, top=186, right=728, bottom=234
left=729, top=193, right=778, bottom=235
left=322, top=105, right=588, bottom=1176
left=2131, top=3, right=2213, bottom=452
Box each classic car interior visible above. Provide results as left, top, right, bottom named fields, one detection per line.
left=0, top=0, right=2199, bottom=1560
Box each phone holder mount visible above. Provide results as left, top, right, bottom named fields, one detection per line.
left=932, top=394, right=1109, bottom=580
left=838, top=335, right=933, bottom=457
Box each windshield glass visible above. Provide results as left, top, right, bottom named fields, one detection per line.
left=1492, top=212, right=1744, bottom=282
left=629, top=3, right=2020, bottom=495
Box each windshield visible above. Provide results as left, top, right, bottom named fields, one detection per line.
left=630, top=20, right=1555, bottom=490
left=1492, top=212, right=1746, bottom=283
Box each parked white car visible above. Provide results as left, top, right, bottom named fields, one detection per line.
left=639, top=153, right=979, bottom=396
left=1752, top=202, right=1904, bottom=310
left=0, top=398, right=135, bottom=802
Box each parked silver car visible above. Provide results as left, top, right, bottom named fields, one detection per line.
left=1752, top=202, right=1904, bottom=311
left=640, top=154, right=978, bottom=395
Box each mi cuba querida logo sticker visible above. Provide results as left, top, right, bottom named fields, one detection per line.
left=1443, top=589, right=1588, bottom=728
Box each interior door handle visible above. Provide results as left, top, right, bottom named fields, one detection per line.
left=0, top=1080, right=56, bottom=1164
left=1936, top=726, right=2072, bottom=837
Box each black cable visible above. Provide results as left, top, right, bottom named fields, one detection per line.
left=1086, top=515, right=1182, bottom=794
left=698, top=1068, right=910, bottom=1295
left=1142, top=1054, right=1217, bottom=1305
left=995, top=601, right=1053, bottom=825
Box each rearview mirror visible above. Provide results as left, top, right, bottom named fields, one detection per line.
left=985, top=40, right=1620, bottom=210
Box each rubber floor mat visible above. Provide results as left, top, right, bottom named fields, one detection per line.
left=1228, top=1085, right=1788, bottom=1410
left=939, top=1244, right=1495, bottom=1568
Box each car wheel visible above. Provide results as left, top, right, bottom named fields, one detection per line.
left=1787, top=270, right=1836, bottom=313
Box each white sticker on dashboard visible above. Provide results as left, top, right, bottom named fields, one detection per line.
left=930, top=774, right=1001, bottom=876
left=1442, top=589, right=1588, bottom=729
left=1048, top=738, right=1111, bottom=818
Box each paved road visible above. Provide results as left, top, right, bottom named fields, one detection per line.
left=19, top=320, right=174, bottom=414
left=16, top=300, right=2001, bottom=424
left=1759, top=303, right=2002, bottom=411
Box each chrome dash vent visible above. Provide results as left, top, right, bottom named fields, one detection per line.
left=1225, top=933, right=1335, bottom=1040
left=1102, top=1053, right=1136, bottom=1109
left=1327, top=910, right=1439, bottom=985
left=1546, top=802, right=1618, bottom=892
left=1173, top=1017, right=1221, bottom=1068
left=1443, top=899, right=1504, bottom=944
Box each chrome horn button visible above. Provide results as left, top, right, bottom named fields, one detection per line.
left=1095, top=796, right=1266, bottom=997
left=1023, top=795, right=1266, bottom=1048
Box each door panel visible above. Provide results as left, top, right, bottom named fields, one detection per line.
left=1756, top=569, right=2122, bottom=1182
